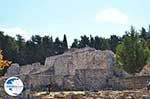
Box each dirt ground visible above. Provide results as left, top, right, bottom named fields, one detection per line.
left=32, top=89, right=150, bottom=99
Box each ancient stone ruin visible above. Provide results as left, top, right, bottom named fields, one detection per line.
left=3, top=47, right=150, bottom=91
left=139, top=62, right=150, bottom=76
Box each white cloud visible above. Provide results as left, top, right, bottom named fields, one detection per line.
left=96, top=8, right=129, bottom=24
left=0, top=27, right=31, bottom=40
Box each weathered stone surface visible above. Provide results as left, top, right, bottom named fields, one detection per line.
left=45, top=47, right=115, bottom=90
left=75, top=69, right=108, bottom=90
left=45, top=47, right=115, bottom=76
left=4, top=47, right=131, bottom=91
left=109, top=76, right=150, bottom=90
left=3, top=47, right=150, bottom=98
left=139, top=63, right=150, bottom=76
left=20, top=63, right=42, bottom=75
left=4, top=63, right=20, bottom=77
left=113, top=68, right=130, bottom=78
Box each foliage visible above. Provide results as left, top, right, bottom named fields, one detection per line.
left=0, top=50, right=11, bottom=76
left=1, top=25, right=150, bottom=74
left=63, top=34, right=68, bottom=51
left=116, top=26, right=150, bottom=74
left=71, top=35, right=113, bottom=50
left=0, top=50, right=12, bottom=69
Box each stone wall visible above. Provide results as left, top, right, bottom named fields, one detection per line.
left=139, top=62, right=150, bottom=76
left=4, top=63, right=20, bottom=77
left=2, top=47, right=150, bottom=98
left=20, top=63, right=43, bottom=75
left=45, top=47, right=115, bottom=76
left=4, top=47, right=129, bottom=91
left=74, top=69, right=109, bottom=90
left=109, top=76, right=150, bottom=90
left=45, top=47, right=115, bottom=90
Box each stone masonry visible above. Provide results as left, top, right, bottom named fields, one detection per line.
left=4, top=47, right=129, bottom=91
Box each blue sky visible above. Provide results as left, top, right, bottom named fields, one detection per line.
left=0, top=0, right=150, bottom=46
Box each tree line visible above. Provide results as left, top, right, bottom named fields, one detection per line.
left=1, top=25, right=150, bottom=74
left=0, top=32, right=68, bottom=65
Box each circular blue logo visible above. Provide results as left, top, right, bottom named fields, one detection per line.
left=4, top=76, right=24, bottom=96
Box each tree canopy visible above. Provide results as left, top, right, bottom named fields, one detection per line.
left=1, top=25, right=150, bottom=74
left=116, top=26, right=150, bottom=74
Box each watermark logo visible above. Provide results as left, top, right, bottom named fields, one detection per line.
left=4, top=76, right=24, bottom=96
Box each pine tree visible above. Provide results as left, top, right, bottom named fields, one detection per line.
left=63, top=34, right=68, bottom=51
left=79, top=35, right=90, bottom=48
left=109, top=35, right=120, bottom=52
left=71, top=39, right=79, bottom=48
left=54, top=37, right=63, bottom=54
left=89, top=35, right=95, bottom=48
left=116, top=26, right=150, bottom=74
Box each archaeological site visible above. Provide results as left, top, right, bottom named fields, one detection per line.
left=0, top=47, right=150, bottom=98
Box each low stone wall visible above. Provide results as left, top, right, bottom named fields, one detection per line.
left=21, top=73, right=150, bottom=91
left=0, top=75, right=150, bottom=99
left=109, top=76, right=150, bottom=90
